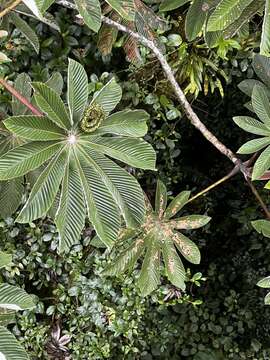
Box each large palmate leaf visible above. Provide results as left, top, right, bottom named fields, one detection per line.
left=0, top=326, right=29, bottom=360
left=80, top=136, right=156, bottom=170
left=207, top=0, right=254, bottom=31
left=91, top=78, right=122, bottom=116
left=105, top=180, right=210, bottom=295
left=0, top=284, right=35, bottom=311
left=234, top=85, right=270, bottom=179
left=32, top=82, right=71, bottom=130
left=67, top=59, right=88, bottom=124
left=55, top=160, right=86, bottom=252
left=0, top=141, right=63, bottom=181
left=0, top=59, right=155, bottom=252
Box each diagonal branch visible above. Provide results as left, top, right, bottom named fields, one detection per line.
left=0, top=78, right=43, bottom=116
left=0, top=0, right=22, bottom=18
left=101, top=17, right=243, bottom=168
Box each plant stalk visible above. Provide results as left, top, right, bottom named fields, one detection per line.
left=0, top=0, right=22, bottom=18
left=0, top=78, right=43, bottom=116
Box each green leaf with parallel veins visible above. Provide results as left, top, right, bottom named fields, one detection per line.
left=95, top=110, right=149, bottom=137
left=237, top=137, right=270, bottom=154
left=9, top=13, right=39, bottom=53
left=138, top=233, right=160, bottom=296
left=105, top=0, right=135, bottom=20
left=4, top=116, right=66, bottom=141
left=55, top=160, right=86, bottom=252
left=253, top=54, right=270, bottom=88
left=252, top=219, right=270, bottom=237
left=74, top=0, right=101, bottom=33
left=233, top=116, right=270, bottom=136
left=17, top=149, right=67, bottom=223
left=172, top=215, right=211, bottom=229
left=185, top=0, right=209, bottom=41
left=0, top=326, right=29, bottom=360
left=67, top=59, right=88, bottom=123
left=79, top=146, right=146, bottom=227
left=12, top=73, right=32, bottom=116
left=0, top=141, right=63, bottom=181
left=160, top=0, right=190, bottom=11
left=162, top=236, right=186, bottom=290
left=260, top=0, right=270, bottom=56
left=0, top=178, right=24, bottom=218
left=76, top=152, right=120, bottom=248
left=223, top=0, right=264, bottom=38
left=257, top=276, right=270, bottom=288
left=32, top=82, right=71, bottom=130
left=252, top=144, right=270, bottom=179
left=0, top=284, right=35, bottom=311
left=80, top=136, right=156, bottom=170
left=104, top=237, right=145, bottom=275
left=155, top=180, right=167, bottom=218
left=45, top=72, right=64, bottom=95
left=238, top=79, right=268, bottom=97
left=207, top=0, right=253, bottom=31
left=172, top=231, right=201, bottom=264
left=91, top=78, right=122, bottom=116
left=164, top=190, right=191, bottom=219
left=252, top=85, right=270, bottom=127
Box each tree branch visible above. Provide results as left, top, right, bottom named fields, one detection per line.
left=101, top=17, right=244, bottom=168
left=0, top=0, right=22, bottom=18
left=0, top=78, right=43, bottom=116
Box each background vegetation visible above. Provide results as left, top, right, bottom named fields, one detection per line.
left=0, top=0, right=270, bottom=359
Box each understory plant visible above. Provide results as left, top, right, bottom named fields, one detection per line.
left=105, top=180, right=211, bottom=295
left=0, top=59, right=156, bottom=252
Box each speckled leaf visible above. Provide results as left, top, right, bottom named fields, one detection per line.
left=172, top=215, right=211, bottom=229
left=172, top=231, right=201, bottom=264
left=164, top=190, right=191, bottom=219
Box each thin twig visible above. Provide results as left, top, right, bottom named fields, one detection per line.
left=245, top=177, right=270, bottom=220
left=186, top=165, right=240, bottom=204
left=0, top=78, right=43, bottom=116
left=0, top=0, right=22, bottom=18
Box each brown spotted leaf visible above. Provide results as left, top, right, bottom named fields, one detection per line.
left=137, top=232, right=160, bottom=296
left=171, top=215, right=211, bottom=230
left=161, top=236, right=186, bottom=290
left=164, top=190, right=191, bottom=219
left=155, top=180, right=167, bottom=219
left=172, top=231, right=201, bottom=264
left=104, top=235, right=145, bottom=276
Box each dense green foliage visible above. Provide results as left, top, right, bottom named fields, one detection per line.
left=0, top=0, right=270, bottom=358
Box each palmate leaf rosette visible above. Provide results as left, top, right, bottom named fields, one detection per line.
left=0, top=59, right=156, bottom=252
left=104, top=180, right=211, bottom=296
left=233, top=84, right=270, bottom=180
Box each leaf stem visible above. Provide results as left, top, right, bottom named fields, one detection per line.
left=0, top=0, right=22, bottom=18
left=0, top=78, right=43, bottom=116
left=186, top=165, right=240, bottom=204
